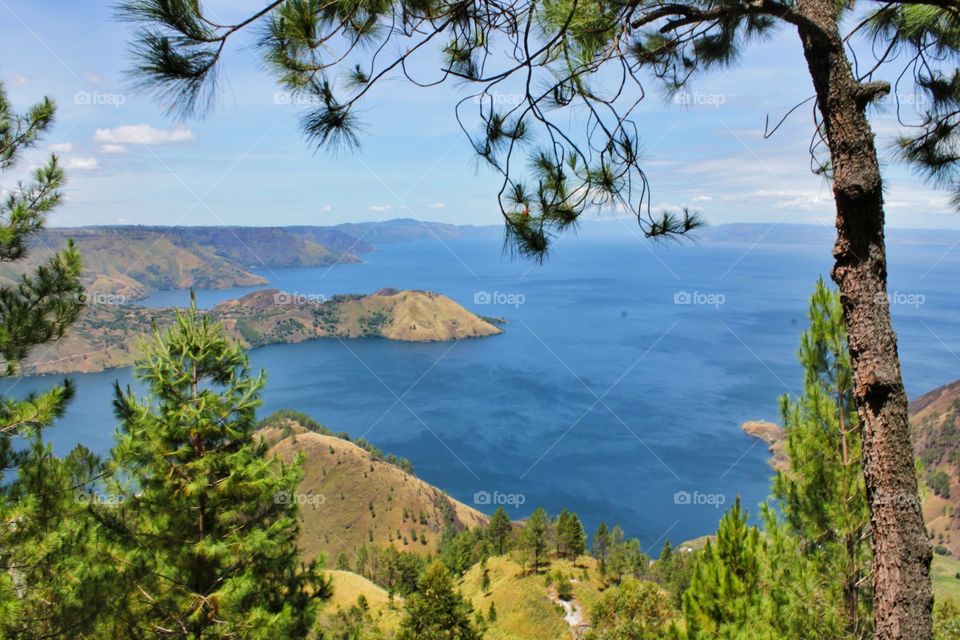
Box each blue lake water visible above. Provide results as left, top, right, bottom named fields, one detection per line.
left=4, top=235, right=958, bottom=550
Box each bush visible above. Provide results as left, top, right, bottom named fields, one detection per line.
left=555, top=573, right=574, bottom=601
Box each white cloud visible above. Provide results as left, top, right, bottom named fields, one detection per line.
left=82, top=70, right=104, bottom=84
left=50, top=143, right=74, bottom=153
left=368, top=204, right=393, bottom=212
left=319, top=205, right=332, bottom=213
left=692, top=195, right=713, bottom=202
left=64, top=157, right=98, bottom=171
left=426, top=202, right=446, bottom=209
left=98, top=144, right=128, bottom=154
left=9, top=74, right=29, bottom=86
left=93, top=124, right=195, bottom=145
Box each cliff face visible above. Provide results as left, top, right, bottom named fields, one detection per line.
left=19, top=289, right=502, bottom=375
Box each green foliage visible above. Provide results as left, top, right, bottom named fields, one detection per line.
left=521, top=507, right=550, bottom=574
left=607, top=537, right=648, bottom=584
left=554, top=571, right=574, bottom=601
left=439, top=526, right=489, bottom=576
left=0, top=81, right=88, bottom=638
left=593, top=522, right=613, bottom=574
left=931, top=469, right=952, bottom=498
left=316, top=594, right=386, bottom=640
left=0, top=442, right=114, bottom=639
left=556, top=509, right=587, bottom=560
left=673, top=281, right=874, bottom=639
left=0, top=82, right=83, bottom=466
left=353, top=543, right=425, bottom=595
left=105, top=302, right=330, bottom=638
left=586, top=577, right=674, bottom=640
left=652, top=540, right=697, bottom=609
left=681, top=498, right=769, bottom=639
left=935, top=598, right=960, bottom=640
left=487, top=506, right=513, bottom=555
left=396, top=560, right=483, bottom=640
left=762, top=279, right=872, bottom=639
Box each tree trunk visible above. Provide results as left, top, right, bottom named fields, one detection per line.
left=794, top=0, right=933, bottom=637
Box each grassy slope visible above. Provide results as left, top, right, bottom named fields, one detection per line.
left=268, top=429, right=489, bottom=563
left=932, top=555, right=960, bottom=603
left=316, top=556, right=611, bottom=639
left=459, top=555, right=606, bottom=640
left=21, top=288, right=502, bottom=375
left=319, top=570, right=405, bottom=633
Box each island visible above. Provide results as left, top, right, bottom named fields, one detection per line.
left=21, top=288, right=502, bottom=375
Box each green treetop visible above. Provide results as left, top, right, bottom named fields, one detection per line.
left=104, top=302, right=329, bottom=638
left=396, top=559, right=483, bottom=640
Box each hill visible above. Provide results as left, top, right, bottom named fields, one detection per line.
left=0, top=228, right=268, bottom=301
left=3, top=226, right=372, bottom=303
left=331, top=218, right=500, bottom=244
left=909, top=380, right=960, bottom=556
left=264, top=421, right=489, bottom=563
left=20, top=288, right=502, bottom=375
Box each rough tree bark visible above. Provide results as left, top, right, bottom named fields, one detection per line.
left=794, top=0, right=934, bottom=637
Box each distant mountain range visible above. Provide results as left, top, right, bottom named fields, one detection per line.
left=13, top=219, right=955, bottom=304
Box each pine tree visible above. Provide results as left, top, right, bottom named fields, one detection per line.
left=521, top=508, right=549, bottom=574
left=487, top=507, right=512, bottom=555
left=556, top=510, right=587, bottom=561
left=681, top=498, right=770, bottom=639
left=556, top=509, right=572, bottom=556
left=104, top=302, right=329, bottom=638
left=762, top=279, right=872, bottom=638
left=0, top=442, right=116, bottom=639
left=396, top=559, right=483, bottom=640
left=0, top=81, right=83, bottom=471
left=0, top=81, right=87, bottom=637
left=593, top=522, right=613, bottom=575
left=607, top=537, right=646, bottom=584
left=565, top=513, right=587, bottom=561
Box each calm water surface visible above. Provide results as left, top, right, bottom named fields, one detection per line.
left=5, top=235, right=958, bottom=548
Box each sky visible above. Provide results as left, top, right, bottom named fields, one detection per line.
left=0, top=0, right=956, bottom=230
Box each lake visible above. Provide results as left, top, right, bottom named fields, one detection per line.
left=4, top=233, right=957, bottom=550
